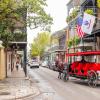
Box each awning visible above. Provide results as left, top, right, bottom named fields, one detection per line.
left=8, top=41, right=27, bottom=50
left=66, top=51, right=100, bottom=56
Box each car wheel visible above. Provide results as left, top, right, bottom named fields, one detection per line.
left=30, top=66, right=33, bottom=68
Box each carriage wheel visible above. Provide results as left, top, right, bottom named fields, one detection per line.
left=87, top=70, right=98, bottom=87
left=61, top=71, right=69, bottom=82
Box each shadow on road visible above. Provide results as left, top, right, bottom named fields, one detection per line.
left=70, top=79, right=100, bottom=88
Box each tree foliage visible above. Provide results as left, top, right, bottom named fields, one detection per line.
left=97, top=0, right=100, bottom=8
left=0, top=0, right=53, bottom=30
left=30, top=32, right=50, bottom=57
left=0, top=0, right=53, bottom=47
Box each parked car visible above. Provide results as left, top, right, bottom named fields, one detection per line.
left=30, top=60, right=39, bottom=68
left=41, top=60, right=48, bottom=67
left=49, top=61, right=58, bottom=71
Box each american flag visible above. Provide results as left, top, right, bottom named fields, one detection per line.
left=76, top=17, right=85, bottom=38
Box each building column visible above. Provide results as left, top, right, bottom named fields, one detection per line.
left=23, top=45, right=27, bottom=77
left=0, top=48, right=6, bottom=80
left=97, top=37, right=100, bottom=63
left=6, top=51, right=12, bottom=77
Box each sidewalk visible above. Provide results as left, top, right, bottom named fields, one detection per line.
left=0, top=66, right=40, bottom=100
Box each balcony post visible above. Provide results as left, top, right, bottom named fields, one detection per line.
left=92, top=0, right=96, bottom=13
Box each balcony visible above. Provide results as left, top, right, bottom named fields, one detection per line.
left=82, top=7, right=97, bottom=14
left=80, top=0, right=96, bottom=7
left=80, top=0, right=87, bottom=5
left=67, top=6, right=98, bottom=27
left=67, top=0, right=81, bottom=15
left=67, top=0, right=81, bottom=7
left=48, top=45, right=66, bottom=52
left=67, top=13, right=81, bottom=27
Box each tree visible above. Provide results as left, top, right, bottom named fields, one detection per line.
left=23, top=0, right=53, bottom=30
left=0, top=0, right=53, bottom=47
left=30, top=32, right=50, bottom=57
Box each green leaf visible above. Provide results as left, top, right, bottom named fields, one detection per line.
left=85, top=9, right=94, bottom=15
left=30, top=32, right=50, bottom=57
left=0, top=0, right=53, bottom=47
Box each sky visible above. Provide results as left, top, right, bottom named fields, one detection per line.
left=27, top=0, right=70, bottom=45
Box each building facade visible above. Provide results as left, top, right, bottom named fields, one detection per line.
left=66, top=0, right=100, bottom=62
left=50, top=29, right=67, bottom=63
left=6, top=7, right=27, bottom=77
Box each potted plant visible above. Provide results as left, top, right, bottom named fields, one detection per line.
left=66, top=16, right=71, bottom=23
left=74, top=36, right=80, bottom=46
left=66, top=8, right=79, bottom=23
left=66, top=16, right=70, bottom=23
left=72, top=9, right=78, bottom=18
left=68, top=39, right=73, bottom=48
left=85, top=9, right=94, bottom=15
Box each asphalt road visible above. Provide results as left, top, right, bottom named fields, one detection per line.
left=27, top=67, right=100, bottom=100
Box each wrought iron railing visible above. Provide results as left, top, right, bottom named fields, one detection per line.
left=80, top=0, right=86, bottom=5
left=48, top=45, right=66, bottom=52
left=83, top=6, right=98, bottom=14
left=93, top=19, right=100, bottom=31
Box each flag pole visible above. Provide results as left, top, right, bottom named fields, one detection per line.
left=80, top=37, right=84, bottom=52
left=92, top=0, right=97, bottom=62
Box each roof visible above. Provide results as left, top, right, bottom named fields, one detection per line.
left=66, top=0, right=73, bottom=5
left=51, top=27, right=67, bottom=38
left=66, top=0, right=81, bottom=6
left=67, top=43, right=93, bottom=49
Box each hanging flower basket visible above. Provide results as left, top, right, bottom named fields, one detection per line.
left=68, top=36, right=80, bottom=48
left=66, top=8, right=79, bottom=23
left=97, top=0, right=100, bottom=8
left=68, top=39, right=73, bottom=48
left=85, top=9, right=94, bottom=15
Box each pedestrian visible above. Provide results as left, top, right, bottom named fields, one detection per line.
left=16, top=61, right=19, bottom=71
left=58, top=61, right=63, bottom=79
left=21, top=58, right=23, bottom=68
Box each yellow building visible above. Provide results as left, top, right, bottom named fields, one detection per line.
left=0, top=41, right=6, bottom=80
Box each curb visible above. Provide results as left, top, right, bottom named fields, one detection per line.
left=0, top=79, right=40, bottom=100
left=2, top=88, right=40, bottom=100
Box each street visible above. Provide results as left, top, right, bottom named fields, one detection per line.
left=0, top=0, right=100, bottom=100
left=27, top=67, right=100, bottom=100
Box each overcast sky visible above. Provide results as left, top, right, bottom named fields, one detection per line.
left=27, top=0, right=69, bottom=45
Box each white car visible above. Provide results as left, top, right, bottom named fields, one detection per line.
left=41, top=61, right=48, bottom=67
left=30, top=60, right=39, bottom=68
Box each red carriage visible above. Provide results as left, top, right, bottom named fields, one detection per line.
left=61, top=50, right=100, bottom=87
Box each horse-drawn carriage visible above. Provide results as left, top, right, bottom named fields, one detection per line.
left=61, top=51, right=100, bottom=87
